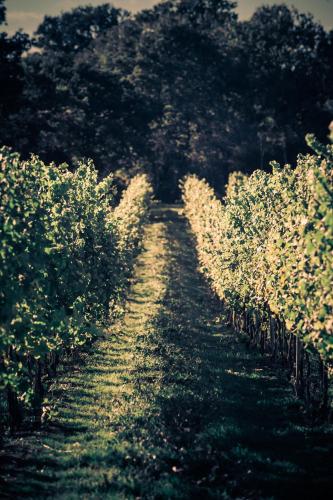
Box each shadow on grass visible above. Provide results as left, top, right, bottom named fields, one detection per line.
left=1, top=205, right=332, bottom=499
left=146, top=207, right=333, bottom=499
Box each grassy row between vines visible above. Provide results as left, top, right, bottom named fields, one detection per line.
left=0, top=148, right=153, bottom=430
left=182, top=136, right=333, bottom=413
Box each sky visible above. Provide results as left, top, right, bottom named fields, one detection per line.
left=3, top=0, right=333, bottom=35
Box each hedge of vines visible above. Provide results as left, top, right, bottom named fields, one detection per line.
left=182, top=136, right=333, bottom=414
left=0, top=147, right=153, bottom=430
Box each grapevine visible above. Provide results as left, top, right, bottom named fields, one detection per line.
left=182, top=136, right=333, bottom=410
left=0, top=148, right=153, bottom=429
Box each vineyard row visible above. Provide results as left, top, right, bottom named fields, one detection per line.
left=182, top=135, right=333, bottom=416
left=0, top=148, right=153, bottom=430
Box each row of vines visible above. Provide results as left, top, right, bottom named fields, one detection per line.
left=182, top=135, right=333, bottom=417
left=0, top=148, right=153, bottom=431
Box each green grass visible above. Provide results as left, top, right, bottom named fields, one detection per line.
left=1, top=205, right=333, bottom=499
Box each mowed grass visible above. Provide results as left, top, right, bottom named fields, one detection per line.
left=1, top=205, right=333, bottom=499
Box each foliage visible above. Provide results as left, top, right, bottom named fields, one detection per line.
left=0, top=0, right=5, bottom=25
left=34, top=4, right=128, bottom=54
left=0, top=148, right=152, bottom=421
left=1, top=0, right=332, bottom=200
left=3, top=205, right=333, bottom=499
left=182, top=137, right=333, bottom=366
left=0, top=1, right=30, bottom=133
left=114, top=174, right=154, bottom=266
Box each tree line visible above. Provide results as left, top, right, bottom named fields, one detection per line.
left=1, top=0, right=333, bottom=200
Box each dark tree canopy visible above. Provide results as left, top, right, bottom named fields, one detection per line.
left=34, top=4, right=128, bottom=53
left=0, top=0, right=332, bottom=200
left=0, top=1, right=30, bottom=143
left=0, top=0, right=5, bottom=25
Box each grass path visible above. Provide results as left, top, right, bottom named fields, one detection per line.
left=1, top=205, right=333, bottom=499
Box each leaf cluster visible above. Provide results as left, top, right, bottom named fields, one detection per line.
left=182, top=137, right=333, bottom=364
left=0, top=148, right=153, bottom=406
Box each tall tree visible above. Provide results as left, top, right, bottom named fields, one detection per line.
left=2, top=1, right=332, bottom=200
left=6, top=4, right=129, bottom=164
left=0, top=0, right=5, bottom=24
left=238, top=5, right=333, bottom=167
left=0, top=0, right=30, bottom=145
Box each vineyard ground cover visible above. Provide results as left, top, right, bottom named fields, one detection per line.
left=1, top=205, right=333, bottom=499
